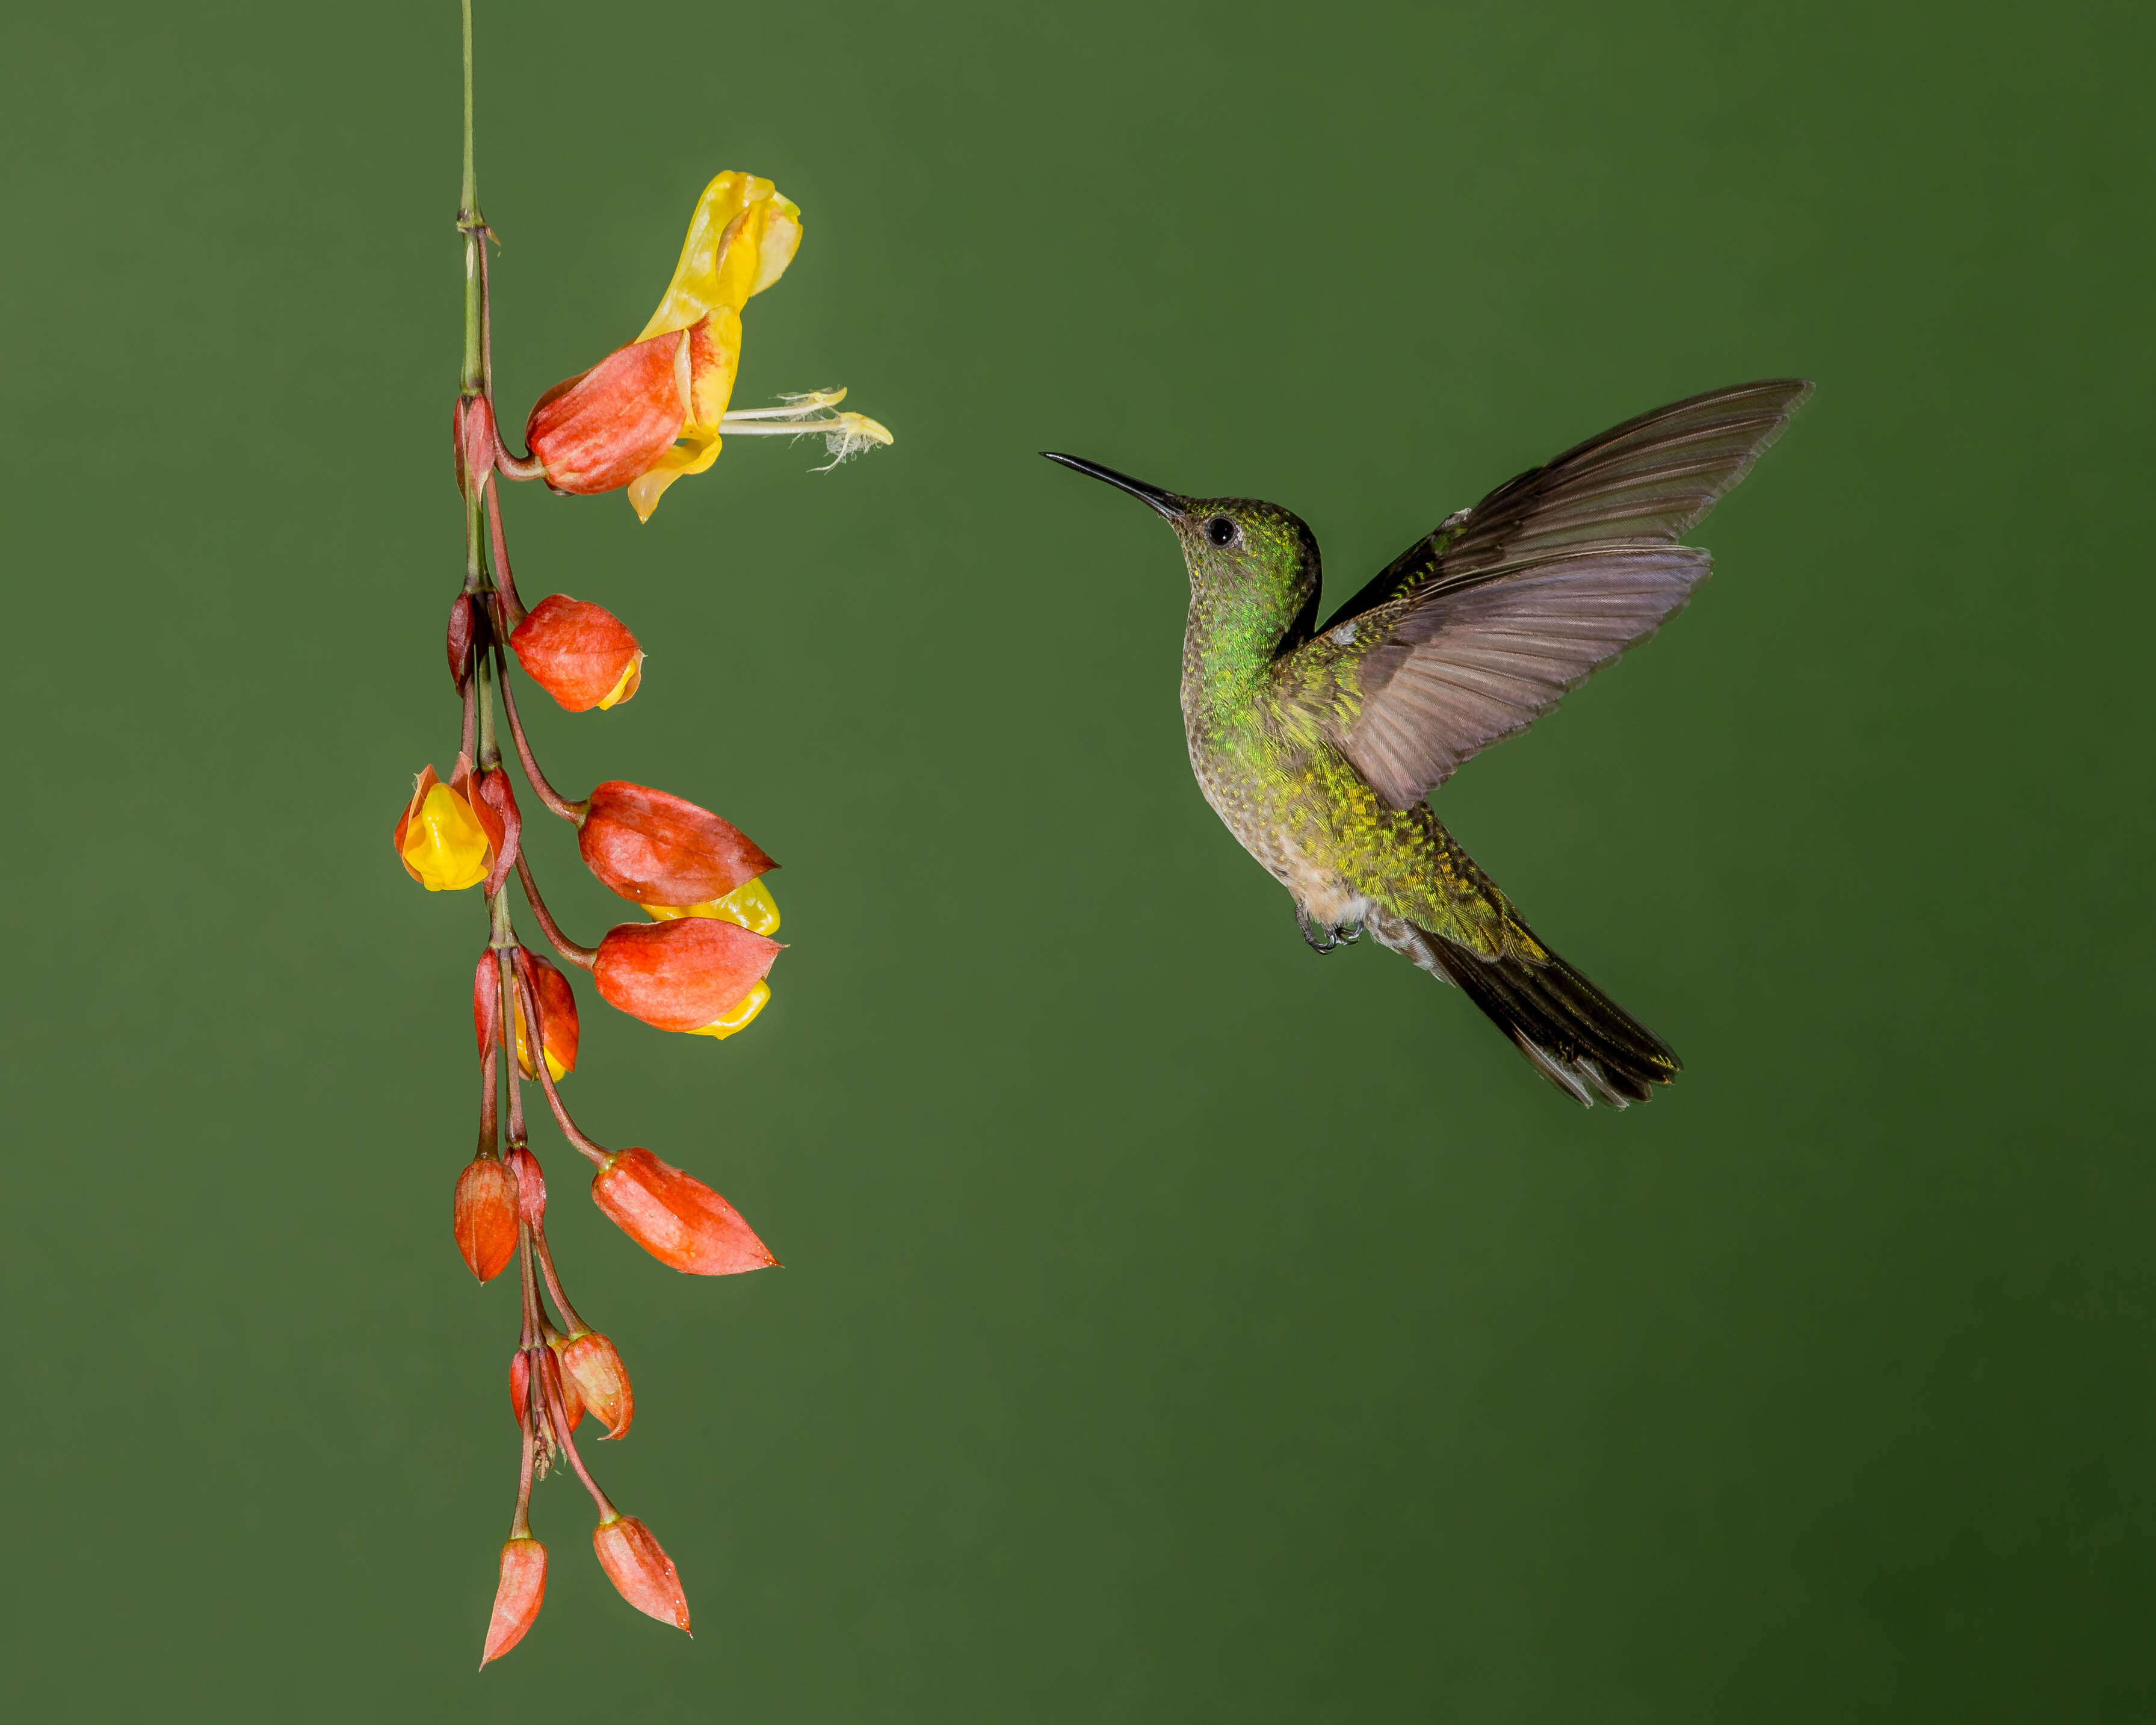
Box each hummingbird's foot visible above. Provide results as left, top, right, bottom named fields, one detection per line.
left=1296, top=907, right=1363, bottom=954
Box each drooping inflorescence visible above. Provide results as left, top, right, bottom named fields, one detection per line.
left=419, top=10, right=888, bottom=1668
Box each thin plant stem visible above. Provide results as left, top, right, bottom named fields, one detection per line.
left=530, top=1223, right=589, bottom=1336
left=495, top=909, right=525, bottom=1145
left=477, top=1039, right=498, bottom=1156
left=459, top=660, right=478, bottom=762
left=495, top=656, right=585, bottom=820
left=513, top=853, right=596, bottom=969
left=515, top=959, right=610, bottom=1167
left=486, top=484, right=527, bottom=631
left=458, top=0, right=482, bottom=394
left=539, top=1346, right=618, bottom=1519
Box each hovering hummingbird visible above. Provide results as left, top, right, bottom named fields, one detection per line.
left=1046, top=380, right=1811, bottom=1107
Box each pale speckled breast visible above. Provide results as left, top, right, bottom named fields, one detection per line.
left=1181, top=673, right=1372, bottom=928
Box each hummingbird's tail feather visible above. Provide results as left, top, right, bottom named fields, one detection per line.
left=1368, top=910, right=1680, bottom=1107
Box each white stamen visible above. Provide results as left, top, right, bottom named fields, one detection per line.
left=717, top=393, right=893, bottom=471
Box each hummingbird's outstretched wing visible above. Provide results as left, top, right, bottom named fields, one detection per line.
left=1281, top=380, right=1812, bottom=811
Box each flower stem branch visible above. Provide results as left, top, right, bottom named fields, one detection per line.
left=531, top=1223, right=590, bottom=1337
left=493, top=903, right=525, bottom=1144
left=514, top=961, right=610, bottom=1169
left=513, top=853, right=596, bottom=970
left=495, top=655, right=587, bottom=822
left=477, top=1039, right=498, bottom=1156
left=484, top=483, right=527, bottom=633
left=540, top=1346, right=618, bottom=1519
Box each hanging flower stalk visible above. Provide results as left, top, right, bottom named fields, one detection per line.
left=422, top=2, right=891, bottom=1670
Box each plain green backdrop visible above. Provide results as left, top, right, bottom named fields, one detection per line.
left=2, top=1, right=2149, bottom=1718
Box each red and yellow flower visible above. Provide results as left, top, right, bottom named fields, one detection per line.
left=395, top=757, right=503, bottom=891
left=526, top=172, right=889, bottom=520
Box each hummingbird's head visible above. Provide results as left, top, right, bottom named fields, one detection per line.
left=1041, top=454, right=1319, bottom=646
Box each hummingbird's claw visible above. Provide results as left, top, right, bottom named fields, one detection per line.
left=1296, top=906, right=1358, bottom=955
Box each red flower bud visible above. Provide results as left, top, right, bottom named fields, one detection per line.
left=509, top=596, right=646, bottom=713
left=475, top=768, right=522, bottom=894
left=578, top=781, right=774, bottom=909
left=504, top=1145, right=546, bottom=1227
left=593, top=917, right=782, bottom=1033
left=473, top=950, right=503, bottom=1059
left=592, top=1514, right=691, bottom=1634
left=510, top=1346, right=585, bottom=1431
left=454, top=1155, right=519, bottom=1283
left=480, top=1536, right=546, bottom=1668
left=455, top=393, right=499, bottom=495
left=527, top=333, right=688, bottom=497
left=479, top=952, right=578, bottom=1081
left=448, top=593, right=478, bottom=692
left=592, top=1147, right=777, bottom=1275
left=557, top=1331, right=635, bottom=1439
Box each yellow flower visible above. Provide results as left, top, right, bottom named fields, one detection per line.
left=394, top=761, right=498, bottom=891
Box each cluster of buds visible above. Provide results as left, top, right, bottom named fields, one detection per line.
left=413, top=98, right=888, bottom=1669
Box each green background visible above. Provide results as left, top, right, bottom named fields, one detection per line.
left=3, top=1, right=2149, bottom=1718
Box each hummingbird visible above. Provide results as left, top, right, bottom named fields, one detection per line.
left=1046, top=379, right=1811, bottom=1107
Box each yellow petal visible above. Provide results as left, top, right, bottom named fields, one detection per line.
left=640, top=876, right=779, bottom=935
left=752, top=197, right=801, bottom=294
left=687, top=979, right=770, bottom=1040
left=595, top=651, right=645, bottom=711
left=637, top=174, right=800, bottom=343
left=688, top=308, right=743, bottom=430
left=400, top=783, right=490, bottom=891
left=512, top=1000, right=571, bottom=1083
left=625, top=427, right=724, bottom=521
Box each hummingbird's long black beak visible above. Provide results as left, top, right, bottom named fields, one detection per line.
left=1041, top=453, right=1186, bottom=522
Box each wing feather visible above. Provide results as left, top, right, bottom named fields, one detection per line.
left=1288, top=380, right=1809, bottom=810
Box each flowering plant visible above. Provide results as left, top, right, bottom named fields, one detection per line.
left=419, top=3, right=889, bottom=1667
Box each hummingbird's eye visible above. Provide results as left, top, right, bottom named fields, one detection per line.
left=1205, top=516, right=1237, bottom=547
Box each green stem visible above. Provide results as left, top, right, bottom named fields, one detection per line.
left=459, top=0, right=483, bottom=394
left=460, top=0, right=475, bottom=216
left=476, top=645, right=501, bottom=770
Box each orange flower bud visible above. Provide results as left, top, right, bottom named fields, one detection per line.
left=557, top=1331, right=635, bottom=1439
left=510, top=1346, right=585, bottom=1431
left=580, top=781, right=775, bottom=910
left=480, top=1536, right=546, bottom=1668
left=510, top=595, right=644, bottom=713
left=593, top=918, right=781, bottom=1034
left=592, top=1514, right=691, bottom=1634
left=592, top=1147, right=777, bottom=1275
left=454, top=1154, right=519, bottom=1282
left=394, top=756, right=504, bottom=892
left=503, top=1145, right=546, bottom=1227
left=511, top=955, right=580, bottom=1082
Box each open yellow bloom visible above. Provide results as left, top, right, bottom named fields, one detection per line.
left=394, top=761, right=499, bottom=891
left=524, top=173, right=891, bottom=521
